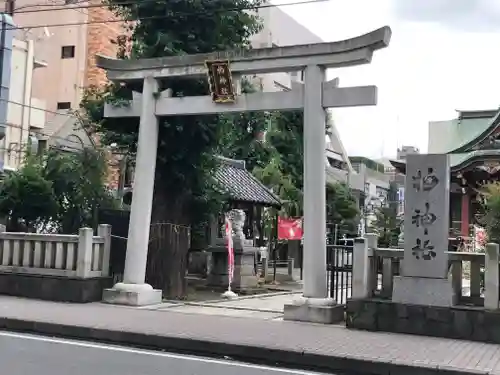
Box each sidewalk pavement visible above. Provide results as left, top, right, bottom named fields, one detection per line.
left=0, top=296, right=499, bottom=375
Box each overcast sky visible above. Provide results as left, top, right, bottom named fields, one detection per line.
left=278, top=0, right=500, bottom=158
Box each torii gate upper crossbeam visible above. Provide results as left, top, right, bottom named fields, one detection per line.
left=95, top=27, right=391, bottom=81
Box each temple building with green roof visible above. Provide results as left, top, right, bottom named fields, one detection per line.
left=391, top=108, right=500, bottom=239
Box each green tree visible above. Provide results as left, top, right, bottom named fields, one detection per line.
left=80, top=0, right=266, bottom=298
left=43, top=148, right=116, bottom=234
left=0, top=149, right=114, bottom=234
left=0, top=160, right=56, bottom=232
left=479, top=182, right=500, bottom=243
left=267, top=111, right=304, bottom=193
left=326, top=183, right=359, bottom=236
left=370, top=182, right=400, bottom=247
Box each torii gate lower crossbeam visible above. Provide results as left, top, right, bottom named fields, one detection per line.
left=97, top=27, right=391, bottom=323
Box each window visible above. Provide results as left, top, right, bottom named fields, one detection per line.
left=57, top=102, right=71, bottom=110
left=61, top=45, right=75, bottom=59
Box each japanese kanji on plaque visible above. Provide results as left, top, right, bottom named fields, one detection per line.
left=205, top=60, right=236, bottom=103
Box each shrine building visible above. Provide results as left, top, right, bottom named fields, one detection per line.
left=391, top=108, right=500, bottom=243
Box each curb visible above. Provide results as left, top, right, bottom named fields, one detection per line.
left=0, top=317, right=483, bottom=375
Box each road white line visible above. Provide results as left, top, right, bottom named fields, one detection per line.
left=0, top=331, right=319, bottom=374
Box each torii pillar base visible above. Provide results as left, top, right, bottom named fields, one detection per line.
left=284, top=296, right=344, bottom=324
left=102, top=282, right=162, bottom=306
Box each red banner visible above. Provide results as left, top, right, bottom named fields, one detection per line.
left=278, top=217, right=303, bottom=240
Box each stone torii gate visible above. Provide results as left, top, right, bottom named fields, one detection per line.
left=97, top=26, right=391, bottom=321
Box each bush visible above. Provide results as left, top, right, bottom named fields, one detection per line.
left=479, top=182, right=500, bottom=243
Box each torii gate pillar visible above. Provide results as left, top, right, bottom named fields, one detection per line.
left=97, top=26, right=391, bottom=314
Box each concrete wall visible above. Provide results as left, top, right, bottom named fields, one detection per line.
left=2, top=38, right=46, bottom=169
left=428, top=119, right=454, bottom=154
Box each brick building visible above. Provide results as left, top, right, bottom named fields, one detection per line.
left=4, top=0, right=124, bottom=185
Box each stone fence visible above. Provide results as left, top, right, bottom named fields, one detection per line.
left=0, top=224, right=111, bottom=279
left=352, top=233, right=499, bottom=309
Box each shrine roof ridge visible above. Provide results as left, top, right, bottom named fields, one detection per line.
left=215, top=155, right=246, bottom=169
left=390, top=149, right=500, bottom=175
left=214, top=156, right=281, bottom=207
left=95, top=26, right=391, bottom=80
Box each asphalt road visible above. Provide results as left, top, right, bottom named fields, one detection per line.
left=0, top=331, right=325, bottom=375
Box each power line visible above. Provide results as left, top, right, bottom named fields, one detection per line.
left=0, top=98, right=95, bottom=147
left=1, top=121, right=94, bottom=147
left=0, top=97, right=80, bottom=121
left=0, top=98, right=132, bottom=150
left=6, top=0, right=329, bottom=30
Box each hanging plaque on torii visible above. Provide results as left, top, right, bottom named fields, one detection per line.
left=205, top=59, right=235, bottom=103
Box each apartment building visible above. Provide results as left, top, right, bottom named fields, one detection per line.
left=0, top=25, right=47, bottom=170
left=8, top=0, right=121, bottom=114
left=0, top=0, right=123, bottom=179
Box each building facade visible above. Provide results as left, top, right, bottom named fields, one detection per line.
left=0, top=36, right=47, bottom=170
left=8, top=0, right=122, bottom=115
left=396, top=145, right=420, bottom=160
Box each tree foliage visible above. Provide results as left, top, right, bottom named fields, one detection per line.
left=0, top=149, right=114, bottom=233
left=479, top=182, right=500, bottom=243
left=43, top=148, right=116, bottom=233
left=0, top=161, right=56, bottom=231
left=326, top=183, right=359, bottom=235
left=370, top=181, right=400, bottom=247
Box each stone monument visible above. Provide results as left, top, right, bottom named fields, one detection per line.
left=392, top=154, right=454, bottom=306
left=207, top=209, right=259, bottom=291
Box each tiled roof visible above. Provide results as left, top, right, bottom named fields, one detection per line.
left=214, top=156, right=281, bottom=207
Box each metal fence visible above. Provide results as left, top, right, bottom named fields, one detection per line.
left=327, top=242, right=353, bottom=305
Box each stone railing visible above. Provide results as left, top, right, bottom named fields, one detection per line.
left=352, top=234, right=500, bottom=309
left=0, top=224, right=111, bottom=279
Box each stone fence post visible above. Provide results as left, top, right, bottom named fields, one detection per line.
left=76, top=227, right=93, bottom=278
left=287, top=258, right=294, bottom=279
left=365, top=233, right=378, bottom=296
left=352, top=237, right=369, bottom=298
left=98, top=224, right=112, bottom=277
left=484, top=243, right=500, bottom=310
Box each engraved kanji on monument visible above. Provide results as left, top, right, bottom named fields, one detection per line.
left=403, top=154, right=450, bottom=279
